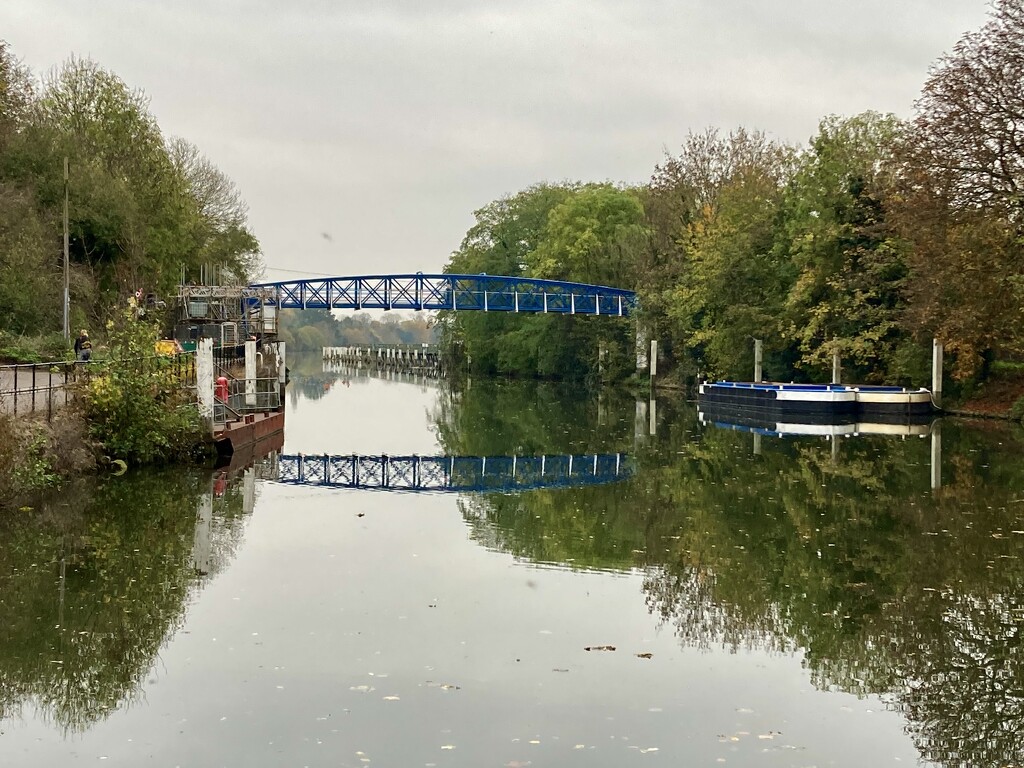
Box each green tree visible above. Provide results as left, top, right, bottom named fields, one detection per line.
left=25, top=57, right=196, bottom=297
left=0, top=42, right=62, bottom=334
left=528, top=184, right=647, bottom=287
left=441, top=183, right=643, bottom=381
left=440, top=184, right=574, bottom=377
left=642, top=129, right=795, bottom=379
left=779, top=113, right=909, bottom=382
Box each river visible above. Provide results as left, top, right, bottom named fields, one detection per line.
left=1, top=354, right=1022, bottom=767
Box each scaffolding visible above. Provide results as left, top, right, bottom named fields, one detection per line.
left=174, top=285, right=278, bottom=350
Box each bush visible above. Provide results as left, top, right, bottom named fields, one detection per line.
left=1010, top=395, right=1024, bottom=422
left=0, top=416, right=56, bottom=499
left=77, top=311, right=210, bottom=465
left=0, top=330, right=74, bottom=363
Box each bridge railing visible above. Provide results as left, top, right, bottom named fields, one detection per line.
left=253, top=274, right=636, bottom=316
left=270, top=452, right=631, bottom=493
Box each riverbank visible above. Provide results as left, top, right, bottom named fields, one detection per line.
left=0, top=410, right=98, bottom=508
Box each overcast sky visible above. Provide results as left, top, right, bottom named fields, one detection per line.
left=5, top=0, right=991, bottom=280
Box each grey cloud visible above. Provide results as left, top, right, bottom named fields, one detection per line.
left=5, top=0, right=992, bottom=276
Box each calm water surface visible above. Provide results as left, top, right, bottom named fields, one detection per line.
left=2, top=356, right=1023, bottom=767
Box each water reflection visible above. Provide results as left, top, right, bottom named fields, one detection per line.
left=440, top=381, right=1024, bottom=766
left=0, top=464, right=257, bottom=732
left=268, top=452, right=631, bottom=493
left=287, top=357, right=439, bottom=409
left=3, top=362, right=1022, bottom=767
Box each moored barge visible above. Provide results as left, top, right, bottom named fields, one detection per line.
left=697, top=381, right=933, bottom=418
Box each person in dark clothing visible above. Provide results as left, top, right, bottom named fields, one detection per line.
left=74, top=329, right=92, bottom=361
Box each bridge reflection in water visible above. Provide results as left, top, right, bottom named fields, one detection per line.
left=267, top=452, right=631, bottom=493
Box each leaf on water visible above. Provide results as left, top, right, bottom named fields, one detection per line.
left=635, top=653, right=653, bottom=659
left=584, top=645, right=616, bottom=651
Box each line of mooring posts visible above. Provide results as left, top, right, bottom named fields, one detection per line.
left=751, top=336, right=945, bottom=396
left=322, top=345, right=442, bottom=375
left=747, top=337, right=945, bottom=490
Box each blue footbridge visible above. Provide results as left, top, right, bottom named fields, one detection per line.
left=252, top=274, right=636, bottom=316
left=270, top=452, right=632, bottom=493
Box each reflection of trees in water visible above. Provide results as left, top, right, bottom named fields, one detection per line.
left=447, top=389, right=1024, bottom=767
left=641, top=424, right=1024, bottom=766
left=287, top=356, right=440, bottom=407
left=0, top=468, right=250, bottom=732
left=432, top=378, right=638, bottom=457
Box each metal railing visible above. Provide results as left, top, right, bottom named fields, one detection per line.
left=0, top=361, right=77, bottom=420
left=214, top=373, right=281, bottom=424
left=0, top=352, right=197, bottom=421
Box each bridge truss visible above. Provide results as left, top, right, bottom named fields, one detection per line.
left=252, top=274, right=635, bottom=316
left=273, top=453, right=631, bottom=493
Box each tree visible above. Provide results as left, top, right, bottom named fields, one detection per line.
left=439, top=183, right=644, bottom=381
left=898, top=0, right=1024, bottom=378
left=24, top=57, right=195, bottom=297
left=0, top=42, right=61, bottom=334
left=167, top=138, right=261, bottom=284
left=0, top=41, right=32, bottom=150
left=440, top=184, right=575, bottom=377
left=642, top=129, right=795, bottom=379
left=779, top=113, right=909, bottom=383
left=910, top=0, right=1024, bottom=220
left=528, top=184, right=647, bottom=288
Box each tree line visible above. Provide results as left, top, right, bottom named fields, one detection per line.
left=279, top=308, right=436, bottom=351
left=441, top=1, right=1024, bottom=387
left=0, top=43, right=260, bottom=344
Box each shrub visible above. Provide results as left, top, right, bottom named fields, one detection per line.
left=1010, top=395, right=1024, bottom=422
left=0, top=330, right=73, bottom=363
left=0, top=414, right=64, bottom=504
left=77, top=311, right=209, bottom=465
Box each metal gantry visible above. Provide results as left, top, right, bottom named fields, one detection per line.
left=251, top=274, right=636, bottom=316
left=272, top=453, right=631, bottom=493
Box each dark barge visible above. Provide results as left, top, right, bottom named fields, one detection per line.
left=697, top=381, right=934, bottom=419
